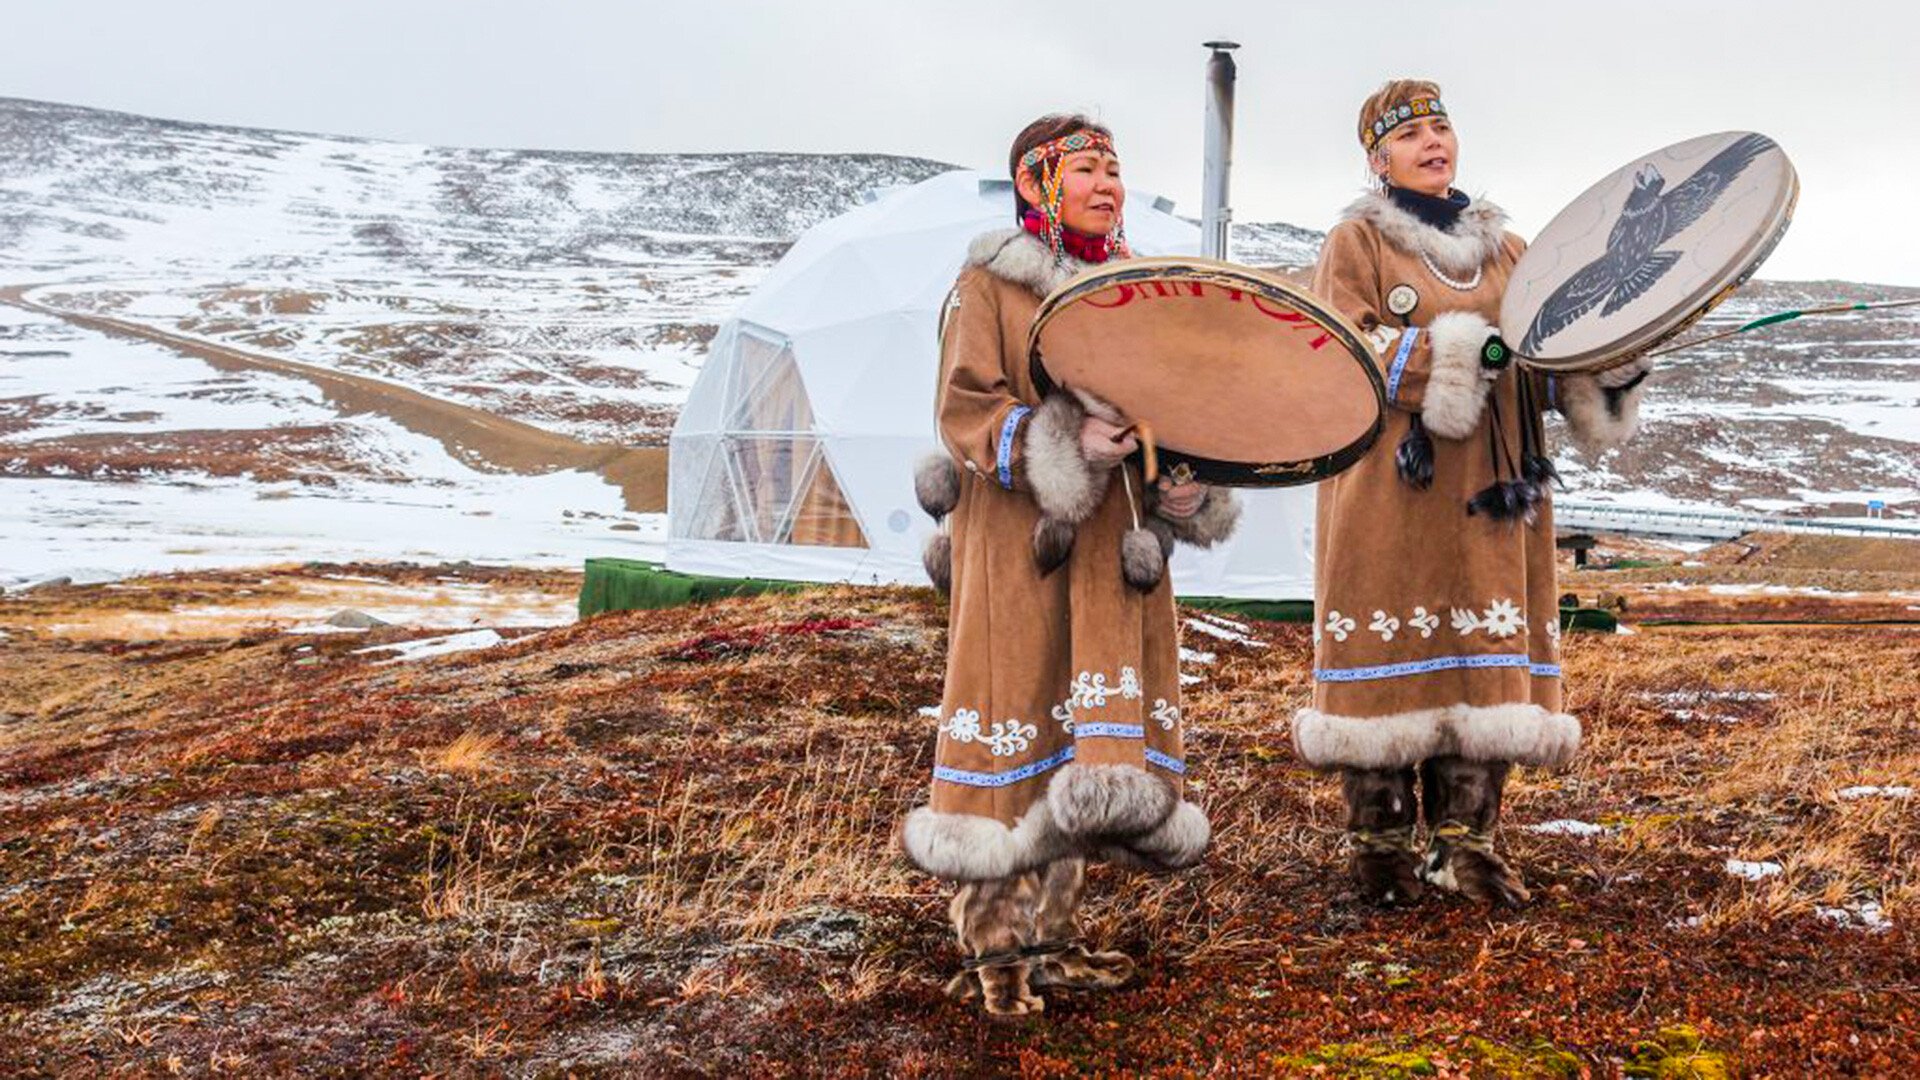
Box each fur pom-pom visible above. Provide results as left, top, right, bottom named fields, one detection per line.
left=1466, top=480, right=1542, bottom=524
left=1032, top=516, right=1076, bottom=576
left=1120, top=528, right=1165, bottom=592
left=921, top=531, right=952, bottom=594
left=1145, top=516, right=1176, bottom=559
left=914, top=453, right=960, bottom=520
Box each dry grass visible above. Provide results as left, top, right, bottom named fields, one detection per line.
left=1, top=568, right=1916, bottom=1075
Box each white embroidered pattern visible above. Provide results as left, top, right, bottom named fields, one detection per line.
left=941, top=707, right=1038, bottom=757
left=1069, top=671, right=1113, bottom=710
left=1118, top=666, right=1144, bottom=701
left=1151, top=698, right=1181, bottom=731
left=1369, top=610, right=1401, bottom=642
left=1409, top=607, right=1440, bottom=638
left=1545, top=619, right=1561, bottom=645
left=1450, top=607, right=1482, bottom=635
left=1050, top=701, right=1075, bottom=733
left=1481, top=598, right=1526, bottom=638
left=1325, top=611, right=1356, bottom=642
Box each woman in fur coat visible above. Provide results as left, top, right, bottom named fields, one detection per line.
left=900, top=114, right=1240, bottom=1015
left=1296, top=81, right=1652, bottom=907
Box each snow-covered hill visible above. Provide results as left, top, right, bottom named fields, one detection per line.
left=1, top=97, right=1915, bottom=583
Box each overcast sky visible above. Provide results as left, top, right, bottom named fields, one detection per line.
left=7, top=0, right=1916, bottom=284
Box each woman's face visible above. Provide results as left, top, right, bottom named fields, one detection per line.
left=1376, top=116, right=1457, bottom=197
left=1019, top=147, right=1125, bottom=234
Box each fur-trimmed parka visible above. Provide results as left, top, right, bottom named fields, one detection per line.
left=1293, top=191, right=1649, bottom=772
left=901, top=227, right=1240, bottom=882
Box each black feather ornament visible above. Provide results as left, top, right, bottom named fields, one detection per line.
left=1396, top=415, right=1435, bottom=489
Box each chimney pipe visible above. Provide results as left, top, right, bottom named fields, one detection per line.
left=1201, top=41, right=1238, bottom=261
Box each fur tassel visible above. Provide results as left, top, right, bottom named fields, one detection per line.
left=1033, top=517, right=1076, bottom=576
left=1522, top=454, right=1561, bottom=490
left=914, top=453, right=960, bottom=521
left=1466, top=480, right=1542, bottom=523
left=1120, top=528, right=1165, bottom=592
left=1396, top=416, right=1435, bottom=489
left=1145, top=516, right=1176, bottom=560
left=921, top=531, right=952, bottom=594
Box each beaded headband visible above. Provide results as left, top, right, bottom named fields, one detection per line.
left=1017, top=129, right=1127, bottom=265
left=1362, top=97, right=1448, bottom=151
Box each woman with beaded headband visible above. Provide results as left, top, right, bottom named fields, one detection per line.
left=899, top=113, right=1240, bottom=1016
left=1294, top=81, right=1653, bottom=907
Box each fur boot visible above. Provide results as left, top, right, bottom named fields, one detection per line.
left=1341, top=766, right=1424, bottom=906
left=1419, top=755, right=1529, bottom=907
left=943, top=872, right=1045, bottom=1016
left=1027, top=858, right=1134, bottom=991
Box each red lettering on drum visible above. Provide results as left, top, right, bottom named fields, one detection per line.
left=1076, top=281, right=1329, bottom=348
left=1082, top=284, right=1135, bottom=308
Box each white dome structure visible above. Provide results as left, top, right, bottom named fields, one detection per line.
left=666, top=169, right=1317, bottom=599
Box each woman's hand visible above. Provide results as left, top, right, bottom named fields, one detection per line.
left=1156, top=477, right=1206, bottom=519
left=1079, top=415, right=1138, bottom=466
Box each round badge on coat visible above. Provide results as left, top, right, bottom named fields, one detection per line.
left=1386, top=284, right=1420, bottom=317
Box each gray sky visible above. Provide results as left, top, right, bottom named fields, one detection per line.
left=8, top=0, right=1917, bottom=284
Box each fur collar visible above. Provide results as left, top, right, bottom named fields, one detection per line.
left=1341, top=190, right=1509, bottom=276
left=965, top=228, right=1097, bottom=298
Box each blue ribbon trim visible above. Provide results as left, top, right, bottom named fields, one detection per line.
left=1387, top=327, right=1419, bottom=404
left=933, top=746, right=1075, bottom=789
left=1143, top=748, right=1188, bottom=775
left=1075, top=722, right=1147, bottom=740
left=996, top=404, right=1032, bottom=490
left=1314, top=652, right=1563, bottom=683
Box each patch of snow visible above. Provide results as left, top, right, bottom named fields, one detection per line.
left=1525, top=819, right=1611, bottom=837
left=1836, top=785, right=1913, bottom=800
left=1179, top=646, right=1217, bottom=666
left=1816, top=901, right=1891, bottom=933
left=1185, top=617, right=1269, bottom=647
left=1725, top=858, right=1784, bottom=881
left=352, top=628, right=504, bottom=664
left=915, top=705, right=940, bottom=719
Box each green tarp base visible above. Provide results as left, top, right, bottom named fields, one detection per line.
left=578, top=558, right=803, bottom=618
left=577, top=558, right=1619, bottom=633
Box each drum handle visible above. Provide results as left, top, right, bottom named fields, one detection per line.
left=1118, top=422, right=1159, bottom=485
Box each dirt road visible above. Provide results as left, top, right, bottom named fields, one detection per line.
left=0, top=285, right=667, bottom=511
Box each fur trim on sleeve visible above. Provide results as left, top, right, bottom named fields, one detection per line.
left=1022, top=392, right=1105, bottom=524
left=1555, top=372, right=1645, bottom=455
left=1151, top=486, right=1241, bottom=548
left=1420, top=311, right=1497, bottom=439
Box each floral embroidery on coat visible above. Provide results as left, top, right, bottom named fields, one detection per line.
left=941, top=707, right=1038, bottom=757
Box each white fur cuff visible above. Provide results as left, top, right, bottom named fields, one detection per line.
left=1023, top=393, right=1105, bottom=523
left=1556, top=373, right=1645, bottom=455
left=1291, top=702, right=1581, bottom=771
left=1420, top=311, right=1497, bottom=439
left=1154, top=486, right=1241, bottom=548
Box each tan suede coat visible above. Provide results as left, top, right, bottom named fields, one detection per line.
left=902, top=229, right=1229, bottom=882
left=1293, top=192, right=1579, bottom=771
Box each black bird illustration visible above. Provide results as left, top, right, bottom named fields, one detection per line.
left=1521, top=133, right=1775, bottom=355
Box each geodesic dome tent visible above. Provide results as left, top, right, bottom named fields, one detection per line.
left=666, top=169, right=1317, bottom=599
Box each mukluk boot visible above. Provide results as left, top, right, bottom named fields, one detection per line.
left=1341, top=766, right=1424, bottom=906
left=1026, top=857, right=1134, bottom=992
left=944, top=872, right=1045, bottom=1016
left=1419, top=755, right=1530, bottom=907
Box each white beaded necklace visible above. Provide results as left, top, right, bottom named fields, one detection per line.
left=1420, top=248, right=1483, bottom=292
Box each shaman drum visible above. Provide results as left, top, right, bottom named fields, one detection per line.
left=1027, top=257, right=1384, bottom=487
left=1502, top=131, right=1798, bottom=373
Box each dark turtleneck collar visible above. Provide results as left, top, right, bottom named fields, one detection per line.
left=1386, top=186, right=1471, bottom=231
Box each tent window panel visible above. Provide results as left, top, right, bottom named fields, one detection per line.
left=785, top=459, right=868, bottom=548
left=725, top=435, right=818, bottom=544
left=726, top=333, right=814, bottom=434
left=682, top=438, right=750, bottom=543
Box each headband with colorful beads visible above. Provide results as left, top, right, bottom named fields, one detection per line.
left=1017, top=129, right=1128, bottom=264
left=1362, top=97, right=1448, bottom=151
